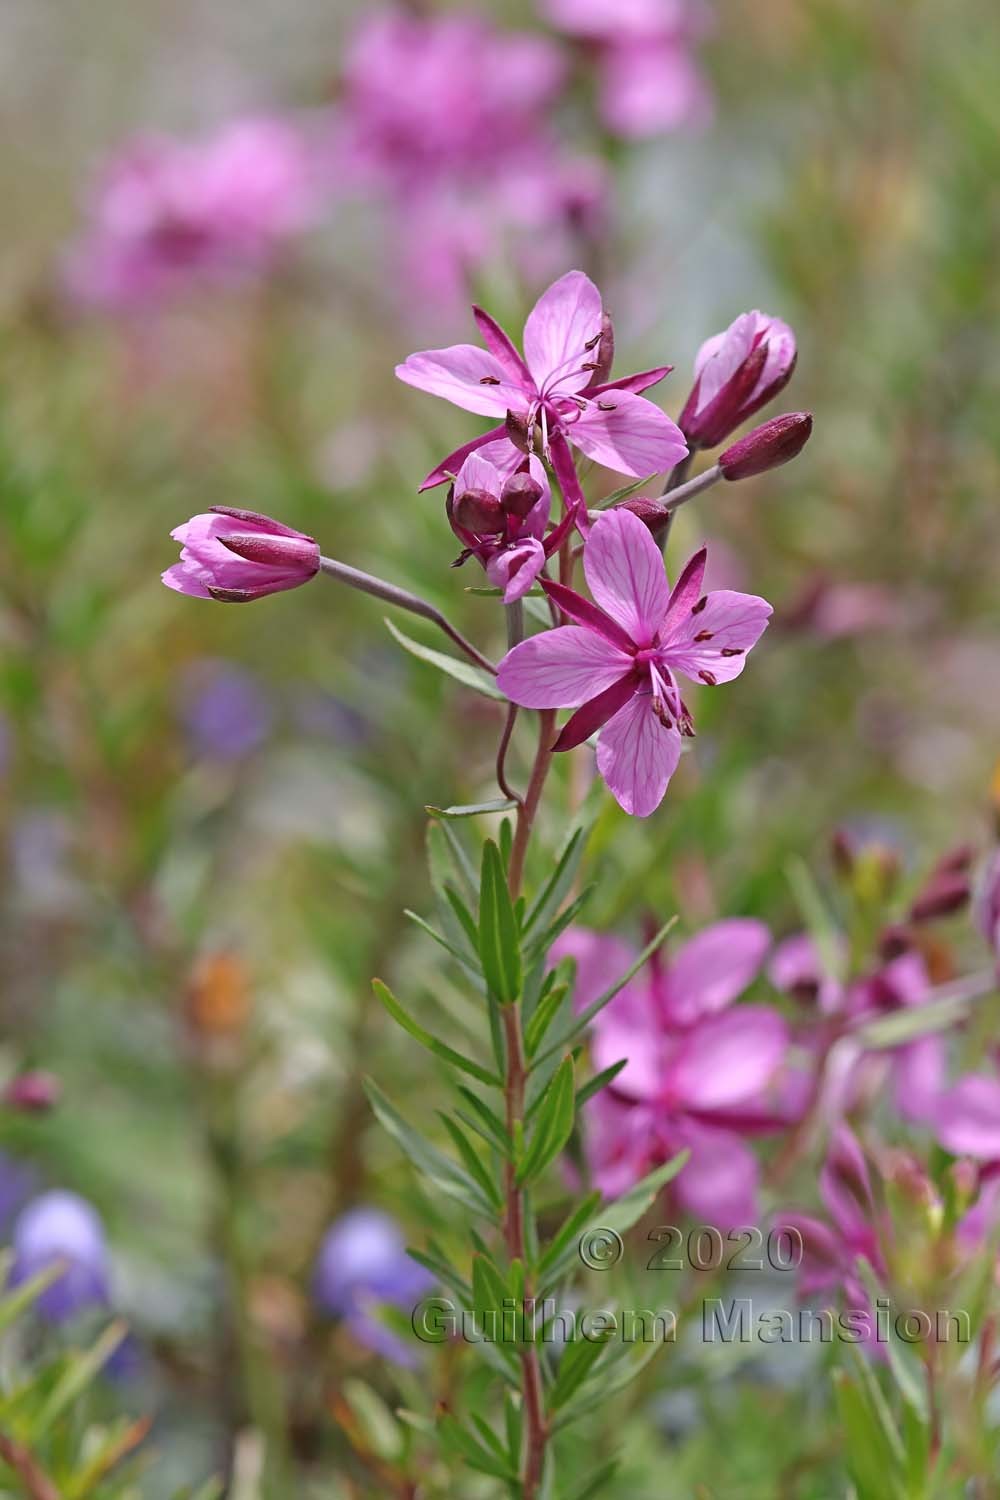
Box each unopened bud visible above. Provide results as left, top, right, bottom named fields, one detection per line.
left=4, top=1070, right=61, bottom=1113
left=909, top=869, right=971, bottom=923
left=500, top=471, right=544, bottom=519
left=680, top=311, right=797, bottom=448
left=453, top=487, right=503, bottom=534
left=616, top=496, right=671, bottom=534
left=719, top=412, right=813, bottom=480
left=505, top=408, right=533, bottom=455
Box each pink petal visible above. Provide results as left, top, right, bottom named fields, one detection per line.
left=548, top=428, right=590, bottom=532
left=583, top=508, right=670, bottom=645
left=571, top=390, right=688, bottom=476
left=162, top=563, right=212, bottom=599
left=454, top=452, right=503, bottom=498
left=485, top=539, right=546, bottom=603
left=471, top=305, right=532, bottom=386
left=595, top=689, right=681, bottom=817
left=892, top=1035, right=945, bottom=1124
left=541, top=580, right=636, bottom=652
left=522, top=269, right=603, bottom=394
left=586, top=365, right=671, bottom=397
left=663, top=588, right=772, bottom=683
left=553, top=672, right=641, bottom=750
left=672, top=1126, right=759, bottom=1228
left=591, top=1016, right=665, bottom=1100
left=661, top=547, right=707, bottom=630
left=664, top=919, right=771, bottom=1024
left=549, top=928, right=636, bottom=1016
left=934, top=1075, right=1000, bottom=1159
left=418, top=425, right=510, bottom=491
left=668, top=1006, right=788, bottom=1109
left=396, top=344, right=528, bottom=418
left=497, top=628, right=632, bottom=709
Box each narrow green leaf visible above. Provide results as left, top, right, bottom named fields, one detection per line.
left=786, top=855, right=847, bottom=983
left=455, top=1086, right=512, bottom=1157
left=437, top=1415, right=517, bottom=1480
left=442, top=882, right=479, bottom=952
left=533, top=918, right=677, bottom=1067
left=523, top=829, right=586, bottom=937
left=600, top=1151, right=690, bottom=1236
left=404, top=909, right=483, bottom=980
left=427, top=799, right=518, bottom=819
left=30, top=1320, right=128, bottom=1438
left=576, top=1057, right=627, bottom=1109
left=524, top=982, right=570, bottom=1058
left=364, top=1079, right=493, bottom=1216
left=536, top=1191, right=603, bottom=1283
left=0, top=1261, right=67, bottom=1334
left=566, top=1459, right=620, bottom=1500
left=517, top=1056, right=575, bottom=1185
left=439, top=1116, right=504, bottom=1208
left=385, top=617, right=503, bottom=700
left=548, top=1330, right=613, bottom=1412
left=478, top=840, right=522, bottom=1003
left=373, top=979, right=500, bottom=1086
left=592, top=473, right=656, bottom=510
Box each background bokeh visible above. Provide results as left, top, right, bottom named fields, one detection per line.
left=1, top=0, right=998, bottom=1494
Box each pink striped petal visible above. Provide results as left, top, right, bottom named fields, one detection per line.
left=553, top=673, right=640, bottom=751
left=396, top=344, right=529, bottom=418
left=595, top=690, right=681, bottom=817
left=472, top=305, right=532, bottom=386
left=668, top=1006, right=788, bottom=1109
left=672, top=1126, right=759, bottom=1228
left=522, top=270, right=603, bottom=394
left=663, top=588, right=772, bottom=684
left=497, top=627, right=632, bottom=709
left=418, top=425, right=510, bottom=491
left=571, top=390, right=688, bottom=477
left=583, top=508, right=670, bottom=644
left=541, top=580, right=636, bottom=652
left=665, top=919, right=771, bottom=1024
left=591, top=1017, right=665, bottom=1100
left=934, top=1075, right=1000, bottom=1159
left=586, top=365, right=672, bottom=397
left=549, top=928, right=636, bottom=1016
left=485, top=539, right=546, bottom=603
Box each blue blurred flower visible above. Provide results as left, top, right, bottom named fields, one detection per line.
left=0, top=1153, right=41, bottom=1237
left=177, top=658, right=273, bottom=761
left=313, top=1206, right=433, bottom=1364
left=9, top=1191, right=111, bottom=1322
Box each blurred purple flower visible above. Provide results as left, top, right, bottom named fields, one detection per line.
left=163, top=506, right=319, bottom=604
left=782, top=1126, right=886, bottom=1338
left=177, top=659, right=273, bottom=762
left=542, top=0, right=713, bottom=139
left=9, top=1191, right=111, bottom=1322
left=976, top=850, right=1000, bottom=965
left=67, top=118, right=319, bottom=312
left=313, top=1207, right=433, bottom=1365
left=553, top=918, right=788, bottom=1224
left=0, top=1154, right=41, bottom=1237
left=679, top=310, right=797, bottom=449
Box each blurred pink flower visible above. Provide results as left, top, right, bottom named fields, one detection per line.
left=498, top=508, right=771, bottom=816
left=163, top=507, right=319, bottom=603
left=976, top=851, right=1000, bottom=965
left=782, top=1126, right=886, bottom=1334
left=679, top=311, right=796, bottom=449
left=397, top=270, right=685, bottom=500
left=68, top=118, right=319, bottom=311
left=542, top=0, right=713, bottom=139
left=553, top=918, right=785, bottom=1224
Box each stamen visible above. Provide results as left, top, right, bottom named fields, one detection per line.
left=584, top=332, right=602, bottom=351
left=698, top=669, right=718, bottom=686
left=479, top=375, right=502, bottom=385
left=691, top=597, right=708, bottom=615
left=721, top=647, right=745, bottom=657
left=597, top=401, right=617, bottom=412
left=580, top=361, right=599, bottom=371
left=693, top=630, right=714, bottom=642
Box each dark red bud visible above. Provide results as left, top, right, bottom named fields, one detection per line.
left=589, top=311, right=615, bottom=386
left=453, top=487, right=504, bottom=534
left=500, top=471, right=544, bottom=519
left=719, top=412, right=813, bottom=480
left=679, top=341, right=769, bottom=447
left=909, top=870, right=972, bottom=923
left=505, top=409, right=533, bottom=455
left=879, top=924, right=915, bottom=960
left=934, top=843, right=976, bottom=876
left=830, top=828, right=856, bottom=880
left=218, top=533, right=319, bottom=572
left=5, top=1070, right=61, bottom=1113
left=616, top=496, right=671, bottom=534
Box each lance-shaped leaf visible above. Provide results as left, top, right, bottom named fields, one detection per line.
left=373, top=979, right=500, bottom=1087
left=427, top=799, right=518, bottom=819
left=363, top=1080, right=494, bottom=1216
left=524, top=982, right=571, bottom=1059
left=599, top=1152, right=690, bottom=1237
left=478, top=840, right=522, bottom=1003
left=437, top=1415, right=517, bottom=1481
left=517, top=1056, right=575, bottom=1185
left=547, top=1324, right=615, bottom=1412
left=385, top=618, right=503, bottom=700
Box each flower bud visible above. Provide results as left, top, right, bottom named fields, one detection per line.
left=500, top=471, right=544, bottom=519
left=680, top=311, right=796, bottom=448
left=452, top=487, right=504, bottom=534
left=719, top=412, right=813, bottom=480
left=163, top=507, right=319, bottom=604
left=976, top=850, right=1000, bottom=961
left=615, top=496, right=671, bottom=533
left=9, top=1191, right=111, bottom=1322
left=4, top=1071, right=61, bottom=1113
left=909, top=869, right=971, bottom=923
left=505, top=408, right=533, bottom=455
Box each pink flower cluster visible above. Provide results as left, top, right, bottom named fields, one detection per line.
left=67, top=118, right=319, bottom=311
left=555, top=920, right=788, bottom=1224
left=542, top=0, right=714, bottom=139
left=333, top=8, right=606, bottom=312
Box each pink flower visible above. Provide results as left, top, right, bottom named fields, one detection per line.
left=68, top=119, right=319, bottom=311
left=554, top=919, right=785, bottom=1224
left=497, top=508, right=771, bottom=816
left=976, top=851, right=1000, bottom=964
left=542, top=0, right=713, bottom=139
left=163, top=507, right=320, bottom=603
left=678, top=310, right=797, bottom=448
left=932, top=1073, right=1000, bottom=1159
left=448, top=454, right=562, bottom=603
left=782, top=1127, right=887, bottom=1330
left=396, top=270, right=686, bottom=501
